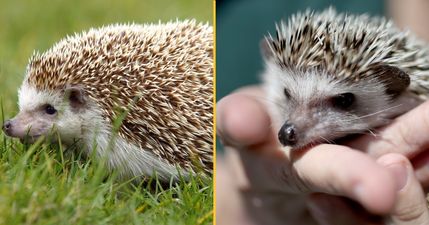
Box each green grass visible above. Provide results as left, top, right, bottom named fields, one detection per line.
left=0, top=0, right=213, bottom=224
left=0, top=132, right=213, bottom=225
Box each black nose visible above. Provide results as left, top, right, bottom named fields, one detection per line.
left=2, top=120, right=12, bottom=134
left=278, top=123, right=297, bottom=146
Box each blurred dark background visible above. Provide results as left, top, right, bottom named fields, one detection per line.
left=216, top=0, right=384, bottom=100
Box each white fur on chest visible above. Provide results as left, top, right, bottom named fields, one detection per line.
left=83, top=124, right=184, bottom=181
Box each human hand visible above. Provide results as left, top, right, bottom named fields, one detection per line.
left=216, top=86, right=429, bottom=224
left=347, top=97, right=429, bottom=188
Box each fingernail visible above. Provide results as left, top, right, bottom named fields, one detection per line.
left=386, top=162, right=408, bottom=191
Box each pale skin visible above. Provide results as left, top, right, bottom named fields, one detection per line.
left=216, top=87, right=429, bottom=225
left=388, top=0, right=429, bottom=42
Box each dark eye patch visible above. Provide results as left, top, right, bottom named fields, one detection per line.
left=44, top=104, right=57, bottom=115
left=284, top=88, right=291, bottom=99
left=331, top=92, right=355, bottom=110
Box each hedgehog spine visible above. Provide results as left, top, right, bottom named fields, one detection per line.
left=5, top=20, right=213, bottom=181
left=262, top=8, right=429, bottom=150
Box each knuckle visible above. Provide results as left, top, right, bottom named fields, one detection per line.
left=395, top=122, right=418, bottom=150
left=393, top=203, right=427, bottom=223
left=420, top=101, right=429, bottom=136
left=277, top=163, right=312, bottom=193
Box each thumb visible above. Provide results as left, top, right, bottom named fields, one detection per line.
left=378, top=153, right=429, bottom=225
left=217, top=90, right=278, bottom=152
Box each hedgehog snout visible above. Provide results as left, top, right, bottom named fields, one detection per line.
left=2, top=118, right=26, bottom=139
left=278, top=122, right=297, bottom=147
left=2, top=119, right=12, bottom=136
left=2, top=117, right=30, bottom=139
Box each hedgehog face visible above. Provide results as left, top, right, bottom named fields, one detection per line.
left=263, top=64, right=399, bottom=150
left=3, top=84, right=86, bottom=144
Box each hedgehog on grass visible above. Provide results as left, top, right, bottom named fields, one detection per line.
left=2, top=20, right=213, bottom=181
left=261, top=8, right=429, bottom=150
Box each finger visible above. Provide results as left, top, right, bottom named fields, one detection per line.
left=240, top=192, right=317, bottom=225
left=216, top=158, right=255, bottom=225
left=415, top=165, right=429, bottom=188
left=233, top=144, right=397, bottom=214
left=224, top=151, right=319, bottom=224
left=293, top=144, right=397, bottom=214
left=377, top=154, right=429, bottom=225
left=217, top=91, right=278, bottom=151
left=413, top=150, right=429, bottom=187
left=347, top=100, right=429, bottom=158
left=307, top=193, right=384, bottom=225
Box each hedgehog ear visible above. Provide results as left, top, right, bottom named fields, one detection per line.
left=372, top=64, right=410, bottom=98
left=260, top=38, right=274, bottom=60
left=65, top=86, right=87, bottom=109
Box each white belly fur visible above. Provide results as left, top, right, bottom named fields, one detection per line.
left=83, top=124, right=186, bottom=181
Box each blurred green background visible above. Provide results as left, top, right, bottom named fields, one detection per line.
left=0, top=0, right=212, bottom=118
left=216, top=0, right=385, bottom=151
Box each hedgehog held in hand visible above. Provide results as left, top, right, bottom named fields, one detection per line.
left=261, top=8, right=429, bottom=151
left=2, top=20, right=213, bottom=180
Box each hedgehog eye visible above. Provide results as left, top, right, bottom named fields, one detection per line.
left=331, top=92, right=355, bottom=110
left=44, top=104, right=57, bottom=115
left=283, top=88, right=291, bottom=99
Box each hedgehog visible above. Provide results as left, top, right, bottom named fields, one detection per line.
left=261, top=8, right=429, bottom=150
left=2, top=20, right=213, bottom=181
